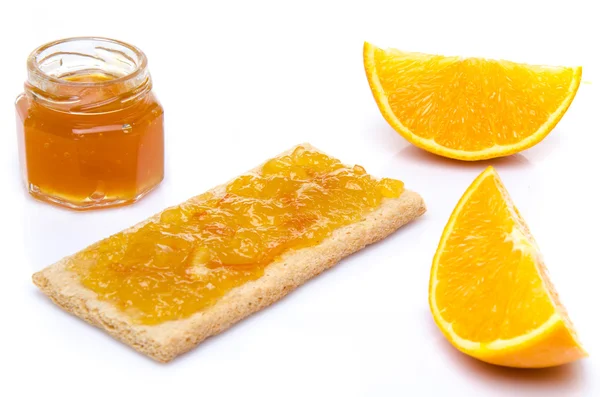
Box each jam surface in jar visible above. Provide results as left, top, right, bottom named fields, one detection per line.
left=16, top=38, right=164, bottom=210
left=70, top=146, right=404, bottom=324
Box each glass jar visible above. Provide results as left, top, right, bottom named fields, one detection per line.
left=16, top=37, right=164, bottom=210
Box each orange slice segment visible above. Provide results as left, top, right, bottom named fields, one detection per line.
left=429, top=167, right=586, bottom=368
left=364, top=42, right=582, bottom=160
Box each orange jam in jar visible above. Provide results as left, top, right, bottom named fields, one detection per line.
left=70, top=146, right=404, bottom=324
left=15, top=37, right=164, bottom=210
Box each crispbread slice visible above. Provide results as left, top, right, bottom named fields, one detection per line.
left=33, top=143, right=426, bottom=362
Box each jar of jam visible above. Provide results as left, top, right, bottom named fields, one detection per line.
left=16, top=37, right=164, bottom=210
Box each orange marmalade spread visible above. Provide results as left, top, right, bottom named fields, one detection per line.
left=70, top=146, right=404, bottom=324
left=16, top=38, right=164, bottom=210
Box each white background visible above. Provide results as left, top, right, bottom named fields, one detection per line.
left=1, top=1, right=599, bottom=396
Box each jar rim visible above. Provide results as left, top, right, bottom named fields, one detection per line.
left=27, top=36, right=148, bottom=88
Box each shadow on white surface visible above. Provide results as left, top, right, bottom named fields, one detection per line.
left=396, top=144, right=532, bottom=170
left=359, top=115, right=565, bottom=175
left=442, top=341, right=585, bottom=388
left=423, top=314, right=587, bottom=391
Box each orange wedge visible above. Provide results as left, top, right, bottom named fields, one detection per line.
left=364, top=42, right=582, bottom=160
left=429, top=167, right=586, bottom=368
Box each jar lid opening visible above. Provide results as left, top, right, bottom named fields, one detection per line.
left=28, top=37, right=148, bottom=87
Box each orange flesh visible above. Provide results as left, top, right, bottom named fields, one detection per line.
left=372, top=48, right=576, bottom=151
left=434, top=173, right=556, bottom=342
left=70, top=146, right=404, bottom=324
left=16, top=73, right=164, bottom=207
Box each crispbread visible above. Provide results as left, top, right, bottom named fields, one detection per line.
left=33, top=143, right=426, bottom=362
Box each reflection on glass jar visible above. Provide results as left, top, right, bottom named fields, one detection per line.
left=15, top=37, right=164, bottom=210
